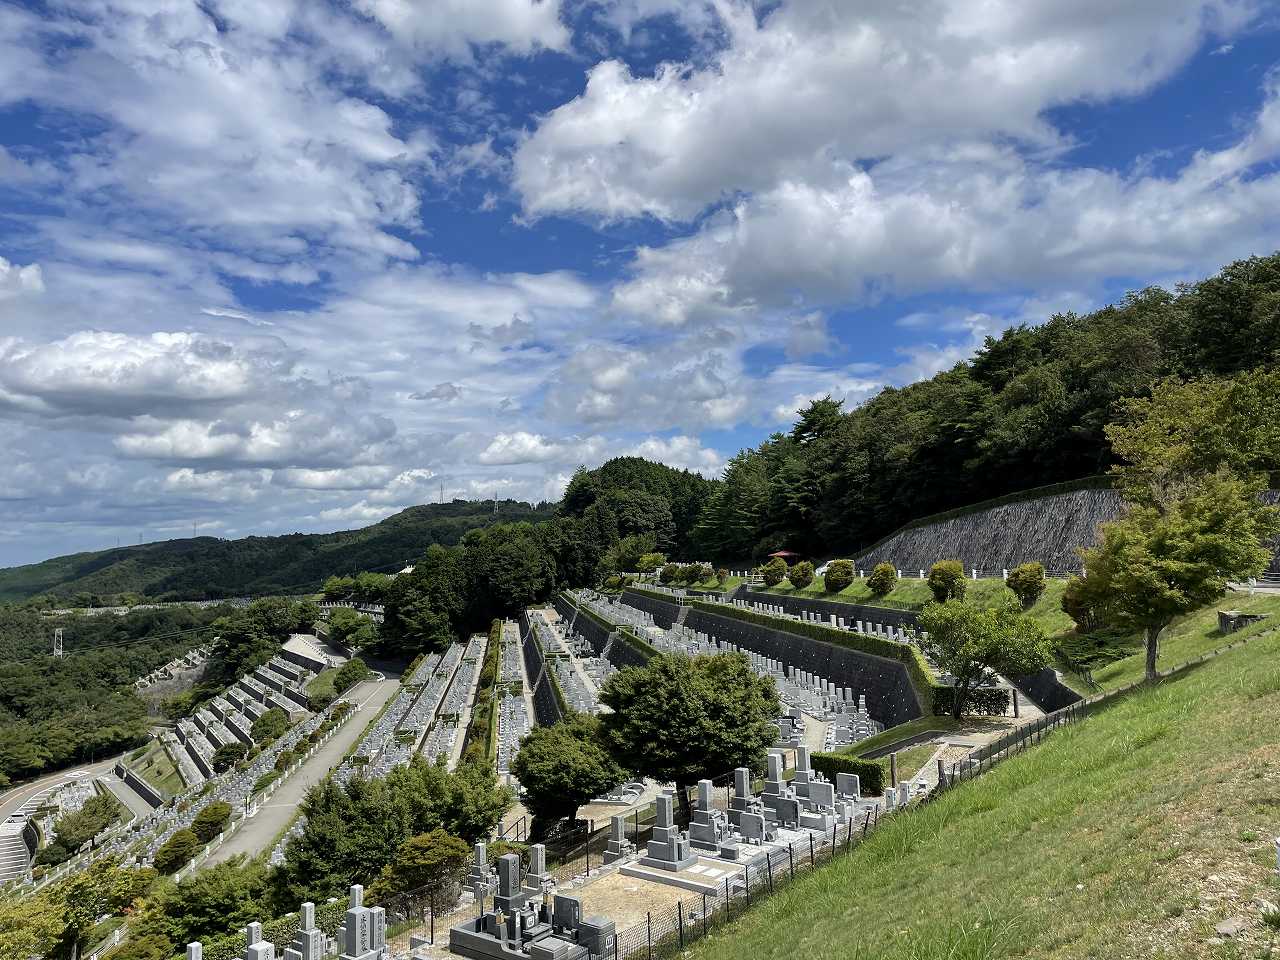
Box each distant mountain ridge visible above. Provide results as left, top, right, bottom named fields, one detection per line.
left=0, top=500, right=555, bottom=603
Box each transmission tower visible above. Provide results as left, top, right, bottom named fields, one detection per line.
left=53, top=628, right=64, bottom=658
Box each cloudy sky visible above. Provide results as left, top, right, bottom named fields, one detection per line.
left=1, top=0, right=1278, bottom=566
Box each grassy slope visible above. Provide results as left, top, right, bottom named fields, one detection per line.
left=134, top=740, right=185, bottom=798
left=755, top=575, right=1074, bottom=632
left=688, top=629, right=1280, bottom=960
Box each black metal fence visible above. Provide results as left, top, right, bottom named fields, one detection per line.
left=606, top=625, right=1277, bottom=960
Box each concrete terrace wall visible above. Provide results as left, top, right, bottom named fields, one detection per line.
left=619, top=588, right=682, bottom=630
left=114, top=761, right=163, bottom=809
left=518, top=610, right=562, bottom=727
left=554, top=594, right=651, bottom=669
left=736, top=589, right=920, bottom=631
left=855, top=486, right=1126, bottom=574
left=683, top=609, right=924, bottom=727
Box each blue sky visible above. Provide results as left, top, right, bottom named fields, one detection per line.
left=0, top=0, right=1279, bottom=566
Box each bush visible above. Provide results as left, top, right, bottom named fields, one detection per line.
left=636, top=553, right=666, bottom=573
left=274, top=749, right=296, bottom=772
left=659, top=563, right=680, bottom=584
left=760, top=557, right=788, bottom=587
left=867, top=562, right=898, bottom=598
left=211, top=741, right=247, bottom=773
left=927, top=560, right=967, bottom=602
left=251, top=771, right=279, bottom=794
left=153, top=828, right=201, bottom=874
left=932, top=686, right=1010, bottom=716
left=190, top=800, right=232, bottom=843
left=678, top=563, right=702, bottom=584
left=1061, top=575, right=1105, bottom=631
left=250, top=707, right=289, bottom=743
left=716, top=568, right=729, bottom=585
left=811, top=752, right=885, bottom=797
left=823, top=559, right=854, bottom=593
left=788, top=561, right=815, bottom=590
left=335, top=657, right=372, bottom=693
left=1006, top=562, right=1046, bottom=608
left=697, top=562, right=714, bottom=583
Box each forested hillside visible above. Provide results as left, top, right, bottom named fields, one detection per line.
left=0, top=500, right=554, bottom=603
left=0, top=605, right=233, bottom=787
left=694, top=253, right=1280, bottom=561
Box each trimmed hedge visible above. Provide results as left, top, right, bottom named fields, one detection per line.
left=932, top=686, right=1010, bottom=716
left=688, top=600, right=940, bottom=714
left=811, top=752, right=885, bottom=797
left=463, top=619, right=503, bottom=762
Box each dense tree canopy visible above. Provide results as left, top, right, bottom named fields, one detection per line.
left=599, top=653, right=779, bottom=822
left=271, top=757, right=511, bottom=906
left=512, top=714, right=629, bottom=827
left=692, top=254, right=1280, bottom=562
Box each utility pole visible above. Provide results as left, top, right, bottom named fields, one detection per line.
left=53, top=628, right=63, bottom=658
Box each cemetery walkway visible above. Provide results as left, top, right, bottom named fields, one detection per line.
left=101, top=769, right=159, bottom=820
left=204, top=675, right=401, bottom=866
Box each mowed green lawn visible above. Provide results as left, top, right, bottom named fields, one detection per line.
left=686, top=629, right=1280, bottom=960
left=754, top=575, right=1074, bottom=635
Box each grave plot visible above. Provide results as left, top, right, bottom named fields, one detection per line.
left=530, top=608, right=612, bottom=715
left=646, top=622, right=884, bottom=752
left=494, top=620, right=533, bottom=788
left=421, top=634, right=489, bottom=767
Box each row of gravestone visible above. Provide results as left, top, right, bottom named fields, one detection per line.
left=184, top=885, right=386, bottom=960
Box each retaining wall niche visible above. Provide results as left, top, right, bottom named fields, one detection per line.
left=114, top=761, right=164, bottom=809
left=518, top=610, right=562, bottom=728
left=736, top=590, right=920, bottom=630
left=619, top=589, right=681, bottom=630
left=1011, top=668, right=1082, bottom=713
left=682, top=609, right=924, bottom=728
left=553, top=594, right=651, bottom=670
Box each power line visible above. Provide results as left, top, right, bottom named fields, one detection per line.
left=9, top=622, right=219, bottom=666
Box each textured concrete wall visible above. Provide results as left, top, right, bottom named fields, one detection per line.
left=736, top=590, right=920, bottom=630
left=856, top=488, right=1126, bottom=573
left=856, top=487, right=1280, bottom=575
left=683, top=609, right=923, bottom=727
left=619, top=589, right=681, bottom=629
left=518, top=610, right=561, bottom=727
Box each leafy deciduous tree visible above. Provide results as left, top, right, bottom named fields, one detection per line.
left=919, top=598, right=1052, bottom=719
left=512, top=715, right=628, bottom=829
left=600, top=653, right=779, bottom=823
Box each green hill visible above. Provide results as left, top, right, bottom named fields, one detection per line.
left=686, top=625, right=1280, bottom=960
left=0, top=499, right=555, bottom=603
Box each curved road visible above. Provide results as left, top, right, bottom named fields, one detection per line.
left=204, top=675, right=401, bottom=867
left=0, top=752, right=132, bottom=821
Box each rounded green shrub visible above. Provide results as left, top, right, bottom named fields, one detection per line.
left=1006, top=561, right=1047, bottom=608
left=927, top=560, right=967, bottom=602
left=788, top=561, right=815, bottom=590
left=823, top=559, right=854, bottom=593
left=867, top=562, right=898, bottom=598
left=760, top=557, right=788, bottom=587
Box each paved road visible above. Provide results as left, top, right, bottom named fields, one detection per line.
left=0, top=753, right=129, bottom=821
left=100, top=771, right=158, bottom=821
left=204, top=676, right=401, bottom=867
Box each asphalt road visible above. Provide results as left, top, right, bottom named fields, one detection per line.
left=204, top=675, right=401, bottom=866
left=0, top=752, right=131, bottom=821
